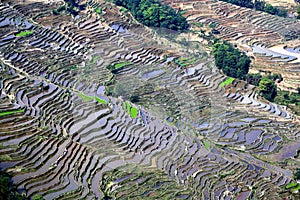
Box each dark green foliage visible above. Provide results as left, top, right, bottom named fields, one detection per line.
left=264, top=3, right=287, bottom=17
left=297, top=87, right=300, bottom=95
left=32, top=195, right=45, bottom=200
left=258, top=77, right=277, bottom=102
left=212, top=42, right=251, bottom=79
left=130, top=94, right=140, bottom=103
left=275, top=90, right=300, bottom=106
left=226, top=0, right=254, bottom=8
left=295, top=168, right=300, bottom=180
left=0, top=171, right=27, bottom=200
left=52, top=1, right=86, bottom=16
left=114, top=0, right=189, bottom=31
left=245, top=73, right=262, bottom=86
left=209, top=22, right=217, bottom=29
left=254, top=0, right=265, bottom=11
left=221, top=0, right=287, bottom=17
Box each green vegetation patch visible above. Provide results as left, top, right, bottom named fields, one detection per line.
left=0, top=170, right=31, bottom=199
left=212, top=41, right=251, bottom=79
left=15, top=31, right=33, bottom=37
left=0, top=155, right=12, bottom=161
left=274, top=90, right=300, bottom=115
left=203, top=141, right=210, bottom=150
left=175, top=57, right=199, bottom=67
left=77, top=93, right=107, bottom=104
left=78, top=93, right=94, bottom=102
left=258, top=77, right=277, bottom=102
left=107, top=62, right=132, bottom=72
left=120, top=7, right=127, bottom=12
left=286, top=182, right=298, bottom=189
left=95, top=7, right=102, bottom=14
left=122, top=101, right=138, bottom=118
left=219, top=77, right=234, bottom=88
left=0, top=109, right=24, bottom=117
left=220, top=0, right=287, bottom=17
left=285, top=181, right=300, bottom=193
left=94, top=96, right=107, bottom=104
left=114, top=0, right=189, bottom=31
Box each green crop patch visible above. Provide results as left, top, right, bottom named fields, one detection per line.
left=203, top=141, right=210, bottom=150
left=16, top=31, right=33, bottom=37
left=95, top=7, right=102, bottom=14
left=219, top=77, right=234, bottom=88
left=78, top=93, right=94, bottom=102
left=107, top=62, right=132, bottom=72
left=77, top=93, right=107, bottom=104
left=94, top=96, right=107, bottom=104
left=0, top=109, right=24, bottom=117
left=122, top=101, right=138, bottom=118
left=175, top=57, right=199, bottom=67
left=285, top=182, right=298, bottom=189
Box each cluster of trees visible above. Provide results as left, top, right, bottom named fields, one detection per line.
left=245, top=73, right=282, bottom=86
left=212, top=41, right=251, bottom=79
left=114, top=0, right=189, bottom=31
left=53, top=0, right=86, bottom=15
left=258, top=77, right=277, bottom=101
left=221, top=0, right=287, bottom=17
left=212, top=40, right=285, bottom=102
left=246, top=73, right=283, bottom=102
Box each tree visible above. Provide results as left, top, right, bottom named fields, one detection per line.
left=254, top=0, right=265, bottom=11
left=297, top=87, right=300, bottom=95
left=114, top=0, right=189, bottom=31
left=264, top=4, right=276, bottom=15
left=212, top=42, right=251, bottom=79
left=246, top=73, right=262, bottom=86
left=258, top=77, right=277, bottom=101
left=221, top=0, right=287, bottom=18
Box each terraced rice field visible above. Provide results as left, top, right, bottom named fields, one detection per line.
left=162, top=0, right=300, bottom=90
left=0, top=0, right=299, bottom=199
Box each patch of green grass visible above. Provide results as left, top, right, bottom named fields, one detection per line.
left=120, top=7, right=128, bottom=12
left=94, top=96, right=107, bottom=104
left=78, top=93, right=94, bottom=102
left=122, top=101, right=138, bottom=118
left=95, top=7, right=102, bottom=14
left=69, top=65, right=77, bottom=70
left=203, top=141, right=210, bottom=150
left=0, top=155, right=12, bottom=161
left=191, top=21, right=203, bottom=28
left=219, top=77, right=234, bottom=88
left=174, top=57, right=199, bottom=67
left=16, top=31, right=33, bottom=37
left=286, top=182, right=298, bottom=189
left=77, top=93, right=107, bottom=104
left=107, top=62, right=132, bottom=72
left=0, top=109, right=24, bottom=117
left=130, top=107, right=138, bottom=118
left=113, top=62, right=132, bottom=70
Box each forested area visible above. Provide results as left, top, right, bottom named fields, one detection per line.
left=114, top=0, right=189, bottom=31
left=212, top=42, right=251, bottom=79
left=221, top=0, right=287, bottom=17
